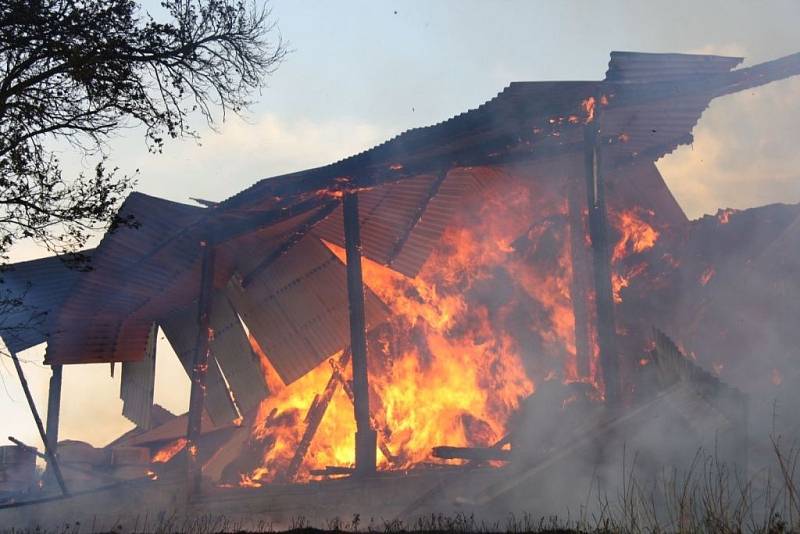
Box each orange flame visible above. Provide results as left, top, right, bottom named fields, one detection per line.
left=239, top=174, right=608, bottom=484
left=152, top=438, right=187, bottom=463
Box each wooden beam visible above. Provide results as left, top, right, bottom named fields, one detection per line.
left=9, top=351, right=68, bottom=496
left=432, top=446, right=511, bottom=462
left=45, top=364, right=63, bottom=454
left=566, top=175, right=593, bottom=378
left=285, top=349, right=351, bottom=481
left=342, top=192, right=377, bottom=475
left=186, top=239, right=215, bottom=497
left=584, top=121, right=619, bottom=406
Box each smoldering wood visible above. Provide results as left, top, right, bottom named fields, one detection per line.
left=566, top=174, right=593, bottom=378
left=342, top=192, right=377, bottom=474
left=160, top=298, right=239, bottom=426
left=186, top=240, right=216, bottom=497
left=432, top=446, right=511, bottom=462
left=8, top=350, right=68, bottom=496
left=309, top=466, right=356, bottom=477
left=583, top=122, right=620, bottom=406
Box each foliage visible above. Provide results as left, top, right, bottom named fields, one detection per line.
left=0, top=0, right=286, bottom=261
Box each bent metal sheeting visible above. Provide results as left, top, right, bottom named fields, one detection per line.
left=1, top=51, right=796, bottom=392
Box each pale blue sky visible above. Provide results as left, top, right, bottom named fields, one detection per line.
left=3, top=1, right=799, bottom=450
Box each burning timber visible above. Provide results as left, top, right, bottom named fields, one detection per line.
left=1, top=49, right=799, bottom=528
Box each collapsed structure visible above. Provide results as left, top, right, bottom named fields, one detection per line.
left=1, top=50, right=799, bottom=522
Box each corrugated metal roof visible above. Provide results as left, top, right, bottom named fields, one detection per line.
left=120, top=324, right=157, bottom=429
left=605, top=52, right=743, bottom=83
left=313, top=169, right=487, bottom=277
left=42, top=193, right=330, bottom=365
left=5, top=49, right=797, bottom=374
left=227, top=235, right=389, bottom=385
left=0, top=253, right=90, bottom=354
left=45, top=193, right=206, bottom=365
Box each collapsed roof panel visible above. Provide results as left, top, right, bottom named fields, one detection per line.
left=207, top=293, right=269, bottom=416
left=45, top=193, right=206, bottom=365
left=227, top=235, right=389, bottom=385
left=160, top=297, right=239, bottom=426
left=313, top=170, right=485, bottom=278
left=120, top=324, right=158, bottom=429
left=0, top=252, right=89, bottom=354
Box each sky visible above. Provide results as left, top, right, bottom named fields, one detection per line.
left=2, top=0, right=800, bottom=451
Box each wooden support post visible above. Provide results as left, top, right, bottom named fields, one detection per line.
left=342, top=192, right=377, bottom=475
left=566, top=175, right=593, bottom=379
left=9, top=351, right=68, bottom=496
left=584, top=123, right=620, bottom=406
left=186, top=239, right=215, bottom=497
left=45, top=364, right=62, bottom=453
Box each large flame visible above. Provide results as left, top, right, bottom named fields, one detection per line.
left=234, top=171, right=649, bottom=485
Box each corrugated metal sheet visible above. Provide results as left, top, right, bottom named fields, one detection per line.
left=43, top=193, right=330, bottom=365
left=45, top=193, right=206, bottom=365
left=207, top=293, right=269, bottom=416
left=120, top=324, right=157, bottom=429
left=227, top=235, right=389, bottom=385
left=160, top=297, right=239, bottom=426
left=0, top=253, right=89, bottom=354
left=313, top=170, right=483, bottom=277
left=605, top=52, right=743, bottom=83
left=7, top=49, right=797, bottom=375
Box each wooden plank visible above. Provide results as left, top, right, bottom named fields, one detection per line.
left=186, top=240, right=215, bottom=497
left=342, top=192, right=377, bottom=474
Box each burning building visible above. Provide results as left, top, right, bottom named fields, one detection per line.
left=1, top=50, right=799, bottom=526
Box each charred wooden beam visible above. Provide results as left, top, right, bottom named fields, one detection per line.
left=432, top=446, right=511, bottom=462
left=9, top=351, right=68, bottom=496
left=45, top=364, right=62, bottom=455
left=566, top=175, right=593, bottom=378
left=332, top=365, right=396, bottom=465
left=285, top=349, right=352, bottom=481
left=584, top=120, right=619, bottom=406
left=342, top=192, right=377, bottom=475
left=186, top=238, right=215, bottom=497
left=309, top=466, right=356, bottom=477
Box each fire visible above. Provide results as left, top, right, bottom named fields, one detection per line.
left=700, top=266, right=715, bottom=286
left=152, top=437, right=187, bottom=463
left=582, top=97, right=596, bottom=124
left=771, top=368, right=783, bottom=386
left=716, top=208, right=738, bottom=224
left=609, top=208, right=660, bottom=302
left=611, top=209, right=659, bottom=264
left=239, top=172, right=605, bottom=484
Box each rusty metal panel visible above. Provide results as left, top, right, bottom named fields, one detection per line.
left=120, top=324, right=157, bottom=429
left=160, top=300, right=238, bottom=427
left=227, top=235, right=388, bottom=385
